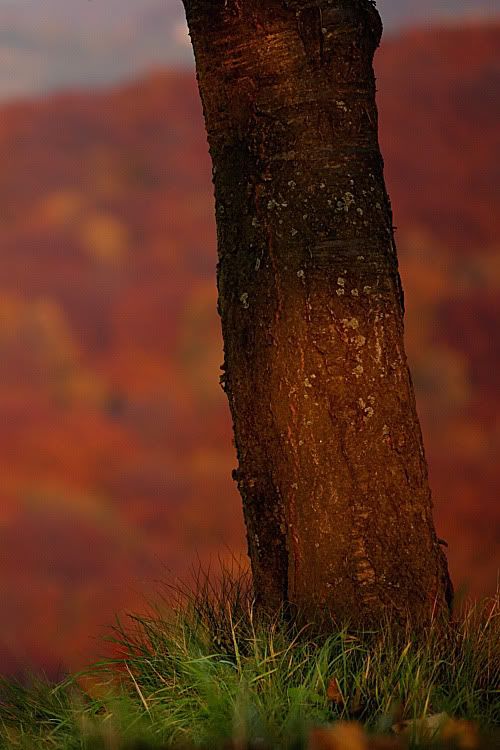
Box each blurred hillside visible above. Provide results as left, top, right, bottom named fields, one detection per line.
left=0, top=22, right=498, bottom=679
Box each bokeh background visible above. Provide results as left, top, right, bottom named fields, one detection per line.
left=0, top=0, right=498, bottom=680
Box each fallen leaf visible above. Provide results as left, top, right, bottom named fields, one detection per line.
left=308, top=722, right=367, bottom=750
left=327, top=677, right=344, bottom=706
left=441, top=718, right=480, bottom=749
left=367, top=737, right=405, bottom=749
left=392, top=712, right=449, bottom=741
left=350, top=685, right=363, bottom=715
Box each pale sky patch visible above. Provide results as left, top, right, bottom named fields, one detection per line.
left=172, top=21, right=191, bottom=50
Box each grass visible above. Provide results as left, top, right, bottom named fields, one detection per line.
left=0, top=565, right=498, bottom=749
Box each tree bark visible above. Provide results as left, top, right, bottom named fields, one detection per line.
left=182, top=0, right=453, bottom=627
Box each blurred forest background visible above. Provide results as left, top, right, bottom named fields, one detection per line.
left=0, top=0, right=499, bottom=679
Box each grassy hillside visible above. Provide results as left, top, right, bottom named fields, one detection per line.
left=0, top=570, right=498, bottom=749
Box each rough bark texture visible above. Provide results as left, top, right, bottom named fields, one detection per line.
left=182, top=0, right=453, bottom=627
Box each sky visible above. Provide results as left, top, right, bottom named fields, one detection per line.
left=0, top=0, right=498, bottom=101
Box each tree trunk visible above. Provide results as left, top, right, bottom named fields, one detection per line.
left=182, top=0, right=453, bottom=627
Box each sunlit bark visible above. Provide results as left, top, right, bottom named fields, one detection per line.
left=182, top=0, right=453, bottom=627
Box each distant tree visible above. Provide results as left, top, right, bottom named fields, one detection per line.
left=182, top=0, right=452, bottom=627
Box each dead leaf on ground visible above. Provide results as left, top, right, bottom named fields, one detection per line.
left=368, top=737, right=406, bottom=750
left=441, top=718, right=480, bottom=749
left=350, top=685, right=363, bottom=716
left=308, top=721, right=367, bottom=750
left=326, top=677, right=344, bottom=706
left=392, top=712, right=449, bottom=741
